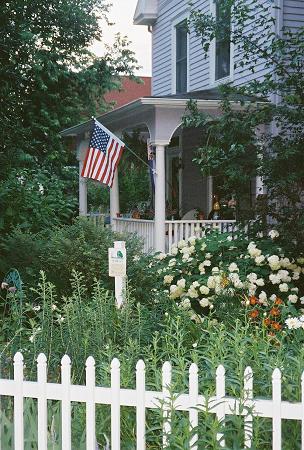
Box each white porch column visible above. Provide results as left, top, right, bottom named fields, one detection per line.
left=79, top=162, right=88, bottom=216
left=77, top=140, right=88, bottom=216
left=154, top=144, right=166, bottom=253
left=110, top=171, right=120, bottom=230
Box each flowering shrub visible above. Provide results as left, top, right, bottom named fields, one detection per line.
left=153, top=229, right=304, bottom=332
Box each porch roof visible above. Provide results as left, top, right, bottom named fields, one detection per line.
left=60, top=88, right=266, bottom=144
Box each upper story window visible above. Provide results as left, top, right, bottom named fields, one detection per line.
left=175, top=20, right=188, bottom=93
left=214, top=0, right=231, bottom=81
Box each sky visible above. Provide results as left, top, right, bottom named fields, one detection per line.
left=92, top=0, right=152, bottom=76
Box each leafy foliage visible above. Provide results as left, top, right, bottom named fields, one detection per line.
left=0, top=218, right=143, bottom=296
left=186, top=0, right=304, bottom=246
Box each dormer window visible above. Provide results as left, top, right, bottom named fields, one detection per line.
left=175, top=20, right=188, bottom=93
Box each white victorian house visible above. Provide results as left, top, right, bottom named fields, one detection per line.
left=61, top=0, right=303, bottom=253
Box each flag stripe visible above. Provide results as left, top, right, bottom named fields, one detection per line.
left=109, top=149, right=123, bottom=187
left=108, top=145, right=123, bottom=187
left=102, top=141, right=119, bottom=185
left=97, top=140, right=115, bottom=182
left=81, top=120, right=125, bottom=188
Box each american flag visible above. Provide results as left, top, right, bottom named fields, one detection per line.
left=81, top=120, right=124, bottom=187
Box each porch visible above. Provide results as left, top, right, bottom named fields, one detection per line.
left=61, top=90, right=262, bottom=254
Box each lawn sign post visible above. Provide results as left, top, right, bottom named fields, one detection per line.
left=108, top=241, right=127, bottom=308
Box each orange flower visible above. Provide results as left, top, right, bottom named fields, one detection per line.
left=250, top=296, right=257, bottom=305
left=274, top=297, right=283, bottom=305
left=271, top=321, right=282, bottom=331
left=263, top=317, right=271, bottom=327
left=270, top=307, right=280, bottom=317
left=249, top=309, right=259, bottom=319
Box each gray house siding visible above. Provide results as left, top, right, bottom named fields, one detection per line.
left=283, top=0, right=304, bottom=30
left=152, top=0, right=304, bottom=96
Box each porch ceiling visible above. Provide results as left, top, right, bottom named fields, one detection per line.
left=60, top=92, right=266, bottom=145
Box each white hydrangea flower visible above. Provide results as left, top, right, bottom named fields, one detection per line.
left=255, top=255, right=265, bottom=265
left=164, top=275, right=174, bottom=284
left=229, top=273, right=240, bottom=284
left=268, top=255, right=281, bottom=271
left=247, top=273, right=258, bottom=283
left=192, top=281, right=200, bottom=288
left=198, top=263, right=205, bottom=274
left=248, top=242, right=262, bottom=258
left=259, top=291, right=267, bottom=301
left=180, top=298, right=191, bottom=309
left=205, top=253, right=212, bottom=259
left=203, top=260, right=211, bottom=267
left=177, top=278, right=186, bottom=289
left=248, top=284, right=257, bottom=296
left=171, top=247, right=178, bottom=256
left=278, top=270, right=291, bottom=283
left=291, top=287, right=299, bottom=293
left=188, top=287, right=199, bottom=298
left=234, top=280, right=244, bottom=289
left=201, top=243, right=207, bottom=251
left=181, top=246, right=190, bottom=255
left=227, top=235, right=233, bottom=241
left=268, top=229, right=279, bottom=239
left=212, top=267, right=220, bottom=274
left=199, top=298, right=209, bottom=308
left=188, top=236, right=196, bottom=245
left=255, top=278, right=265, bottom=287
left=156, top=252, right=166, bottom=260
left=292, top=271, right=300, bottom=281
left=270, top=294, right=277, bottom=302
left=279, top=283, right=289, bottom=292
left=199, top=285, right=210, bottom=295
left=300, top=296, right=304, bottom=304
left=207, top=276, right=216, bottom=289
left=188, top=246, right=196, bottom=255
left=169, top=258, right=176, bottom=267
left=178, top=240, right=186, bottom=249
left=269, top=273, right=281, bottom=285
left=288, top=294, right=298, bottom=304
left=280, top=257, right=292, bottom=269
left=228, top=262, right=239, bottom=272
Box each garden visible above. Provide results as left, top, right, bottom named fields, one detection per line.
left=1, top=0, right=304, bottom=448
left=1, top=220, right=304, bottom=448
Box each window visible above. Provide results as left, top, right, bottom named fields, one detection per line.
left=175, top=20, right=188, bottom=93
left=214, top=1, right=231, bottom=81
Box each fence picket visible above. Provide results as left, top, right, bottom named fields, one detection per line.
left=189, top=363, right=199, bottom=450
left=272, top=368, right=282, bottom=450
left=2, top=353, right=304, bottom=449
left=136, top=360, right=146, bottom=450
left=61, top=355, right=72, bottom=450
left=86, top=356, right=96, bottom=450
left=162, top=361, right=172, bottom=448
left=37, top=354, right=48, bottom=450
left=13, top=352, right=24, bottom=450
left=111, top=358, right=121, bottom=450
left=216, top=365, right=226, bottom=448
left=244, top=366, right=253, bottom=449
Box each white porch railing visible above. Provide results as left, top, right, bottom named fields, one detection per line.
left=0, top=352, right=303, bottom=449
left=112, top=218, right=236, bottom=254
left=166, top=220, right=237, bottom=252
left=113, top=218, right=154, bottom=253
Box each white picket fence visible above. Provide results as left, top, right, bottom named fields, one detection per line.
left=0, top=352, right=304, bottom=449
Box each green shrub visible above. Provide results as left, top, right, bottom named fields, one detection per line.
left=0, top=218, right=143, bottom=297
left=148, top=228, right=304, bottom=332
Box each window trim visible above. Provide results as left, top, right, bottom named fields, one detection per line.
left=171, top=12, right=190, bottom=95
left=209, top=0, right=234, bottom=86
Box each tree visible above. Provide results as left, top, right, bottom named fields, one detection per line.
left=0, top=0, right=139, bottom=233
left=185, top=0, right=304, bottom=247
